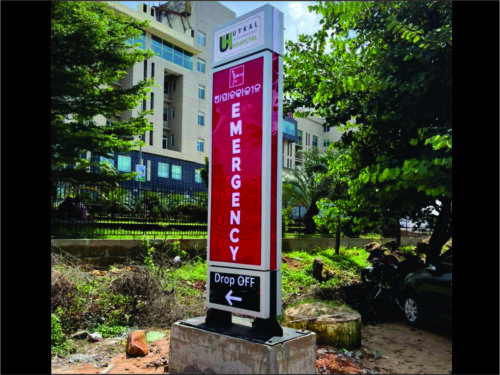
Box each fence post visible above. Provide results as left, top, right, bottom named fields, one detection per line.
left=143, top=188, right=147, bottom=237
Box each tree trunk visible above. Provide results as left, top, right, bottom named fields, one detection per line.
left=284, top=302, right=362, bottom=350
left=304, top=202, right=319, bottom=234
left=426, top=196, right=452, bottom=265
left=335, top=217, right=341, bottom=255
left=396, top=218, right=401, bottom=248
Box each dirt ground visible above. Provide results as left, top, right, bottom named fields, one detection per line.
left=51, top=318, right=451, bottom=374
left=356, top=320, right=452, bottom=374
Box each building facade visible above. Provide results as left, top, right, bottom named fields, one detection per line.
left=282, top=115, right=342, bottom=171
left=92, top=1, right=236, bottom=191
left=89, top=2, right=340, bottom=191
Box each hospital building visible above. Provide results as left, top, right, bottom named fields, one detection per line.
left=95, top=1, right=340, bottom=190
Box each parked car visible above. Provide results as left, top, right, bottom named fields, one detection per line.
left=400, top=249, right=452, bottom=326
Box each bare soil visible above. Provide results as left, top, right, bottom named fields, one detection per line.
left=51, top=319, right=451, bottom=374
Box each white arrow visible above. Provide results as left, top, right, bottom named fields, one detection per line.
left=225, top=290, right=242, bottom=306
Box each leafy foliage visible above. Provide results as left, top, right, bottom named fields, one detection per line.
left=281, top=247, right=370, bottom=307
left=94, top=323, right=131, bottom=339
left=284, top=2, right=452, bottom=263
left=282, top=148, right=334, bottom=234
left=51, top=1, right=154, bottom=184
left=52, top=313, right=70, bottom=356
left=200, top=156, right=209, bottom=189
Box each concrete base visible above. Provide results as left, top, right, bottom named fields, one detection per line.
left=169, top=316, right=316, bottom=374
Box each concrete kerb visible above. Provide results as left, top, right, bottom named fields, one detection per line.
left=51, top=237, right=425, bottom=266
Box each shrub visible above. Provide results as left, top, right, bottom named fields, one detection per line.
left=94, top=323, right=131, bottom=339
left=109, top=265, right=174, bottom=327
left=52, top=313, right=69, bottom=356
left=51, top=269, right=77, bottom=313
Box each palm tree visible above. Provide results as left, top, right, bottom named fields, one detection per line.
left=282, top=148, right=332, bottom=234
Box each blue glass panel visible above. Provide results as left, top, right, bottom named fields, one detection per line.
left=283, top=120, right=296, bottom=137
left=152, top=45, right=162, bottom=56
left=174, top=50, right=183, bottom=66
left=137, top=33, right=146, bottom=49
left=183, top=57, right=193, bottom=70
left=151, top=36, right=161, bottom=54
left=184, top=60, right=193, bottom=70
left=197, top=61, right=205, bottom=73
left=162, top=48, right=173, bottom=62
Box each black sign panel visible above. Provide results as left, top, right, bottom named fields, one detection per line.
left=206, top=266, right=272, bottom=318
left=209, top=270, right=261, bottom=312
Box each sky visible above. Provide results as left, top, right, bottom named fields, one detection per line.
left=218, top=1, right=321, bottom=42
left=120, top=1, right=321, bottom=43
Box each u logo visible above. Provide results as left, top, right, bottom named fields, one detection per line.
left=219, top=33, right=232, bottom=53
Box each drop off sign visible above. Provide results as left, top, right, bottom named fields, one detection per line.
left=207, top=5, right=283, bottom=319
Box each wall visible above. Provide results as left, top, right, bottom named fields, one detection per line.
left=51, top=237, right=425, bottom=267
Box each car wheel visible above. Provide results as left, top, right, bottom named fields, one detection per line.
left=404, top=294, right=423, bottom=327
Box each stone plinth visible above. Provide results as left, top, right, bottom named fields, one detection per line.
left=169, top=316, right=316, bottom=374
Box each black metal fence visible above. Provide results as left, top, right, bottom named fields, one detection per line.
left=51, top=180, right=432, bottom=240
left=51, top=180, right=208, bottom=239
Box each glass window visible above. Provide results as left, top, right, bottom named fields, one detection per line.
left=100, top=155, right=114, bottom=166
left=197, top=58, right=206, bottom=73
left=198, top=85, right=205, bottom=99
left=195, top=169, right=202, bottom=183
left=151, top=36, right=163, bottom=56
left=150, top=35, right=193, bottom=70
left=127, top=30, right=146, bottom=50
left=158, top=162, right=169, bottom=178
left=297, top=130, right=303, bottom=146
left=163, top=107, right=168, bottom=121
left=172, top=165, right=182, bottom=180
left=183, top=52, right=193, bottom=70
left=162, top=41, right=174, bottom=62
left=283, top=119, right=296, bottom=137
left=174, top=47, right=183, bottom=66
left=197, top=31, right=206, bottom=47
left=150, top=93, right=154, bottom=110
left=117, top=155, right=131, bottom=172
left=162, top=135, right=168, bottom=149
left=312, top=135, right=318, bottom=148
left=198, top=113, right=204, bottom=126
left=197, top=139, right=204, bottom=152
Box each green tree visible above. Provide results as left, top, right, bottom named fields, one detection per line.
left=51, top=1, right=154, bottom=184
left=282, top=148, right=333, bottom=234
left=284, top=2, right=451, bottom=264
left=313, top=149, right=352, bottom=254
left=200, top=156, right=209, bottom=189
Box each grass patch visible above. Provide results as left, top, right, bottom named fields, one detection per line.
left=281, top=247, right=371, bottom=308
left=164, top=259, right=207, bottom=299
left=52, top=245, right=377, bottom=357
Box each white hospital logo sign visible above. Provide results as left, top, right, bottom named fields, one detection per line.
left=214, top=11, right=264, bottom=65
left=229, top=65, right=244, bottom=88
